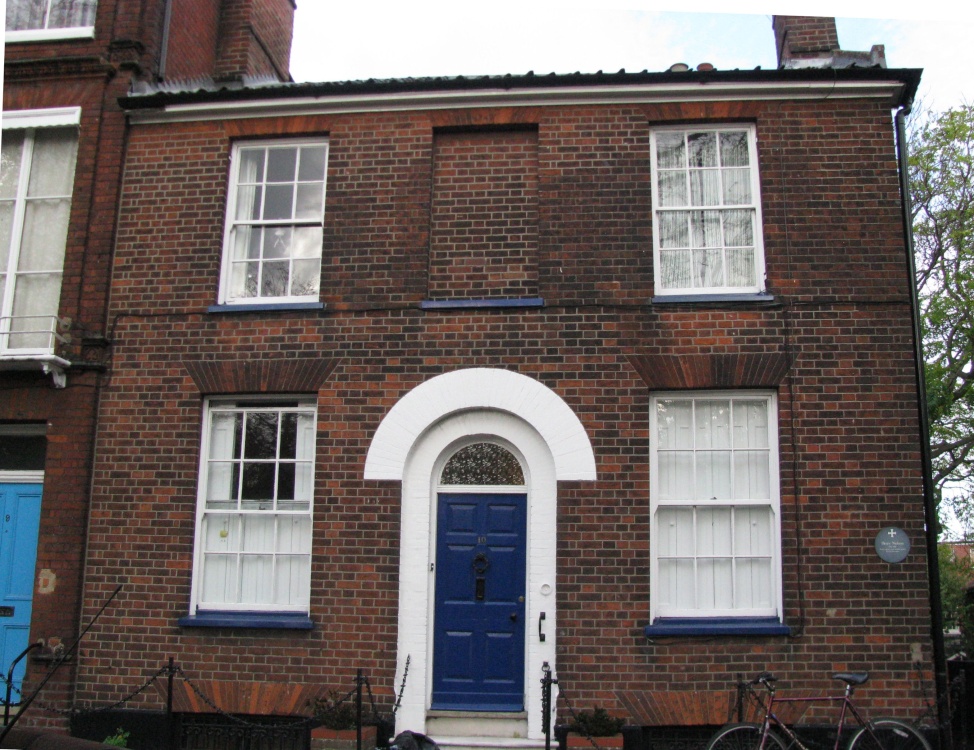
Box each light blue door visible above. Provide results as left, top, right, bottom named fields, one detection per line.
left=0, top=484, right=42, bottom=704
left=432, top=493, right=527, bottom=711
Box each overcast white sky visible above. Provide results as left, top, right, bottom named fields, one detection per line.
left=290, top=1, right=974, bottom=112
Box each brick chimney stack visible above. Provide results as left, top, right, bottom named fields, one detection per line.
left=773, top=16, right=839, bottom=66
left=772, top=15, right=886, bottom=69
left=162, top=0, right=294, bottom=83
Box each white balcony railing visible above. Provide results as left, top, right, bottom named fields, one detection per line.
left=0, top=315, right=71, bottom=387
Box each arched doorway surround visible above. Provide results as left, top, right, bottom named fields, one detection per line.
left=364, top=368, right=597, bottom=737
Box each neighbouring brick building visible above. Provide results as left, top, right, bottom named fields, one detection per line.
left=19, top=12, right=937, bottom=749
left=1, top=0, right=293, bottom=725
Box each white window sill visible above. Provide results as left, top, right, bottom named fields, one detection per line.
left=0, top=354, right=70, bottom=388
left=5, top=26, right=95, bottom=43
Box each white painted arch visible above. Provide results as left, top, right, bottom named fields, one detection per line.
left=363, top=369, right=597, bottom=739
left=364, top=368, right=597, bottom=482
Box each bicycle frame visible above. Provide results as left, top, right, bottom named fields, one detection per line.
left=747, top=679, right=877, bottom=750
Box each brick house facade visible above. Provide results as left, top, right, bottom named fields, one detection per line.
left=1, top=0, right=293, bottom=725
left=8, top=11, right=936, bottom=747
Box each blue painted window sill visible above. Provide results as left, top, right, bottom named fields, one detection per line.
left=178, top=611, right=314, bottom=630
left=420, top=297, right=544, bottom=310
left=652, top=294, right=776, bottom=305
left=207, top=302, right=325, bottom=314
left=644, top=617, right=790, bottom=637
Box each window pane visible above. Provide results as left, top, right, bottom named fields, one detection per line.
left=695, top=400, right=730, bottom=449
left=687, top=132, right=717, bottom=167
left=297, top=146, right=327, bottom=182
left=441, top=442, right=525, bottom=485
left=235, top=184, right=262, bottom=221
left=657, top=400, right=693, bottom=449
left=658, top=558, right=695, bottom=608
left=659, top=250, right=691, bottom=290
left=657, top=507, right=693, bottom=556
left=657, top=452, right=693, bottom=500
left=237, top=149, right=265, bottom=184
left=725, top=247, right=755, bottom=287
left=735, top=558, right=773, bottom=608
left=1, top=204, right=15, bottom=271
left=201, top=553, right=235, bottom=604
left=5, top=0, right=47, bottom=31
left=0, top=434, right=46, bottom=470
left=9, top=272, right=61, bottom=348
left=690, top=211, right=722, bottom=248
left=48, top=0, right=96, bottom=27
left=264, top=227, right=293, bottom=259
left=656, top=132, right=685, bottom=169
left=292, top=226, right=323, bottom=258
left=722, top=210, right=753, bottom=247
left=295, top=183, right=324, bottom=219
left=240, top=554, right=273, bottom=604
left=244, top=412, right=278, bottom=459
left=261, top=260, right=290, bottom=297
left=241, top=515, right=276, bottom=553
left=263, top=184, right=294, bottom=220
left=657, top=171, right=687, bottom=207
left=734, top=400, right=769, bottom=448
left=735, top=507, right=772, bottom=556
left=692, top=248, right=723, bottom=288
left=28, top=129, right=78, bottom=197
left=0, top=132, right=25, bottom=200
left=722, top=168, right=752, bottom=205
left=657, top=211, right=689, bottom=249
left=19, top=199, right=70, bottom=270
left=241, top=463, right=275, bottom=504
left=719, top=131, right=750, bottom=167
left=266, top=147, right=297, bottom=182
left=689, top=169, right=720, bottom=206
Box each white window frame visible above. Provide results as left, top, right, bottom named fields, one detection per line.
left=219, top=138, right=329, bottom=305
left=4, top=0, right=96, bottom=43
left=650, top=391, right=782, bottom=621
left=189, top=397, right=317, bottom=614
left=1, top=108, right=81, bottom=358
left=650, top=125, right=765, bottom=296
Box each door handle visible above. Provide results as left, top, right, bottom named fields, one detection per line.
left=539, top=611, right=546, bottom=642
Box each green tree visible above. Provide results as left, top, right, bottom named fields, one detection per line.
left=938, top=543, right=974, bottom=656
left=911, top=104, right=974, bottom=534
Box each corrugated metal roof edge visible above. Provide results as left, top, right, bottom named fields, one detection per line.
left=121, top=66, right=922, bottom=111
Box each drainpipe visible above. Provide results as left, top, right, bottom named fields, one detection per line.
left=895, top=101, right=948, bottom=739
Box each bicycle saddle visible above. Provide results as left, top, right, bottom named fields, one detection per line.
left=832, top=672, right=869, bottom=685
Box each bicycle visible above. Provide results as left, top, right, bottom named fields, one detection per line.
left=705, top=672, right=931, bottom=750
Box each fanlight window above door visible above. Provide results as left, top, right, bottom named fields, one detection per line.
left=440, top=442, right=525, bottom=485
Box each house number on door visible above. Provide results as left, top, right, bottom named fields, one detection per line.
left=478, top=536, right=487, bottom=544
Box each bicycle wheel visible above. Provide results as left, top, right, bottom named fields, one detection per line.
left=847, top=719, right=931, bottom=750
left=706, top=723, right=788, bottom=750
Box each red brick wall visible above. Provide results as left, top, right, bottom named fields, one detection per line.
left=76, top=96, right=931, bottom=720
left=430, top=129, right=539, bottom=299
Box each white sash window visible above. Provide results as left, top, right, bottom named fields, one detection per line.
left=651, top=126, right=765, bottom=295
left=5, top=0, right=97, bottom=41
left=651, top=392, right=781, bottom=619
left=220, top=140, right=328, bottom=305
left=1, top=114, right=79, bottom=356
left=192, top=399, right=316, bottom=612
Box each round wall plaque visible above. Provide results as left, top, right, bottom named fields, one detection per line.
left=875, top=527, right=910, bottom=563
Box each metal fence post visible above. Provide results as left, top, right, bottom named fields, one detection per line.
left=167, top=657, right=177, bottom=750
left=542, top=662, right=557, bottom=750
left=357, top=668, right=363, bottom=750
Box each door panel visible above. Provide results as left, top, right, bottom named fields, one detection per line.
left=0, top=483, right=42, bottom=705
left=432, top=493, right=526, bottom=711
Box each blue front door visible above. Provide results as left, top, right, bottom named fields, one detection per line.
left=432, top=493, right=527, bottom=711
left=0, top=483, right=42, bottom=705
